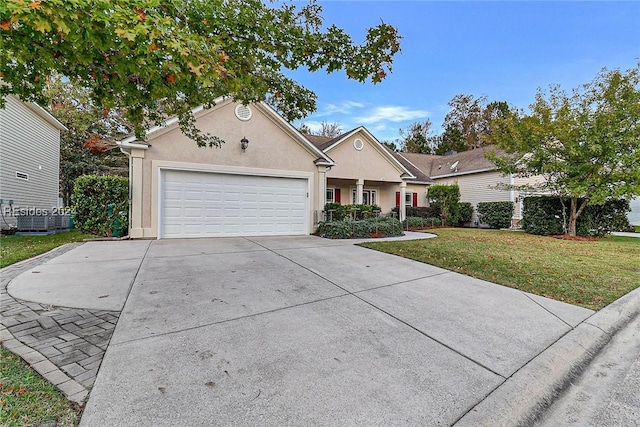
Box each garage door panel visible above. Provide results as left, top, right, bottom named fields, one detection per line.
left=161, top=170, right=308, bottom=238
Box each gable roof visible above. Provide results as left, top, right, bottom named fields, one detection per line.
left=397, top=146, right=504, bottom=179
left=315, top=127, right=415, bottom=178
left=305, top=134, right=332, bottom=150
left=391, top=152, right=435, bottom=184
left=118, top=98, right=334, bottom=165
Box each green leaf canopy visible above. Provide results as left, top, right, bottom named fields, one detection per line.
left=1, top=0, right=401, bottom=146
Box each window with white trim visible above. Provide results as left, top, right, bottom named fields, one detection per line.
left=352, top=189, right=377, bottom=205
left=405, top=192, right=414, bottom=207
left=326, top=188, right=335, bottom=203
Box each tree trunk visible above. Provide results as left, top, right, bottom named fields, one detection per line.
left=568, top=197, right=590, bottom=237
left=569, top=197, right=578, bottom=236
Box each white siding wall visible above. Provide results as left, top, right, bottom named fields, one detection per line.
left=434, top=171, right=512, bottom=224
left=513, top=175, right=547, bottom=219
left=0, top=96, right=60, bottom=226
left=628, top=196, right=640, bottom=226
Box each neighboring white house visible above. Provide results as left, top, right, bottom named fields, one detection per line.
left=0, top=95, right=66, bottom=229
left=399, top=148, right=544, bottom=226
left=629, top=197, right=640, bottom=226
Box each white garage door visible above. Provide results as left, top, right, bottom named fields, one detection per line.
left=161, top=170, right=308, bottom=238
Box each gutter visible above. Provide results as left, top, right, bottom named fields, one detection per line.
left=430, top=167, right=497, bottom=179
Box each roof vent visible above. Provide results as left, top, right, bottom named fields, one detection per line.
left=353, top=138, right=364, bottom=151
left=235, top=104, right=252, bottom=121
left=450, top=161, right=459, bottom=172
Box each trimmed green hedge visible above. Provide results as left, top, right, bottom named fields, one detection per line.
left=403, top=216, right=442, bottom=228
left=73, top=175, right=129, bottom=236
left=407, top=206, right=440, bottom=218
left=477, top=201, right=514, bottom=229
left=317, top=217, right=403, bottom=239
left=457, top=202, right=474, bottom=225
left=523, top=196, right=632, bottom=236
left=323, top=203, right=381, bottom=221
left=521, top=197, right=565, bottom=235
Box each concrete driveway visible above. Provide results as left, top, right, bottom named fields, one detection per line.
left=8, top=235, right=597, bottom=425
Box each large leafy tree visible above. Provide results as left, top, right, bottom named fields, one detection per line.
left=0, top=0, right=400, bottom=146
left=434, top=124, right=466, bottom=155
left=490, top=65, right=640, bottom=236
left=442, top=94, right=486, bottom=151
left=44, top=77, right=129, bottom=205
left=438, top=95, right=508, bottom=153
left=399, top=119, right=435, bottom=154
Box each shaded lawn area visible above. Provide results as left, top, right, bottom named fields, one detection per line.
left=361, top=228, right=640, bottom=311
left=0, top=230, right=94, bottom=268
left=0, top=347, right=80, bottom=427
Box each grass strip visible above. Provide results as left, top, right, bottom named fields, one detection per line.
left=0, top=347, right=80, bottom=427
left=0, top=230, right=94, bottom=268
left=361, top=228, right=640, bottom=310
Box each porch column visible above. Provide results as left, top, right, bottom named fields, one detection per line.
left=129, top=148, right=146, bottom=238
left=356, top=179, right=364, bottom=204
left=399, top=181, right=407, bottom=221
left=317, top=166, right=328, bottom=223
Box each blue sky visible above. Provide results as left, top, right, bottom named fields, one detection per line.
left=287, top=1, right=640, bottom=142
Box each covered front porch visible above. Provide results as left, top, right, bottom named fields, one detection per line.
left=323, top=178, right=409, bottom=220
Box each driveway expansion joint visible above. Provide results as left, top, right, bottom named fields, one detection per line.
left=520, top=291, right=576, bottom=329
left=0, top=243, right=121, bottom=403
left=248, top=237, right=507, bottom=379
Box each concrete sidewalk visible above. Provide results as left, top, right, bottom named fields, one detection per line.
left=2, top=234, right=637, bottom=426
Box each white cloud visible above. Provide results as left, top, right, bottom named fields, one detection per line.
left=355, top=106, right=429, bottom=124
left=317, top=100, right=366, bottom=116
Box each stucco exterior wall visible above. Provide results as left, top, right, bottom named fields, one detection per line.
left=324, top=131, right=408, bottom=215
left=406, top=183, right=429, bottom=208
left=326, top=134, right=403, bottom=183
left=132, top=101, right=322, bottom=238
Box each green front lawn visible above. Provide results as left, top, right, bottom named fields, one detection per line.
left=0, top=347, right=80, bottom=427
left=361, top=228, right=640, bottom=311
left=0, top=230, right=94, bottom=268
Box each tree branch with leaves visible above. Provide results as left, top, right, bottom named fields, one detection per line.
left=1, top=0, right=401, bottom=146
left=490, top=65, right=640, bottom=236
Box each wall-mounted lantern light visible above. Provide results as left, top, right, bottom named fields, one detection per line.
left=241, top=137, right=249, bottom=151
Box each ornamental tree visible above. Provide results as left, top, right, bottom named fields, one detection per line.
left=490, top=65, right=640, bottom=236
left=0, top=0, right=400, bottom=146
left=427, top=184, right=460, bottom=226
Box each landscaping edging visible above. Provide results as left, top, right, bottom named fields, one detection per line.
left=454, top=286, right=640, bottom=426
